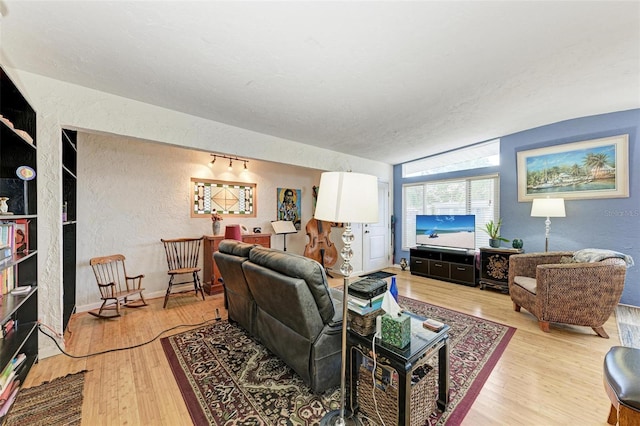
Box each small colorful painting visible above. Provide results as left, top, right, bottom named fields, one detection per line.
left=277, top=188, right=301, bottom=230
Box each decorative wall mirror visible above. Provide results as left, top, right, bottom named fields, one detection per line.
left=191, top=178, right=257, bottom=218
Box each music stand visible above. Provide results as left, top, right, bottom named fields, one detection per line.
left=271, top=220, right=297, bottom=251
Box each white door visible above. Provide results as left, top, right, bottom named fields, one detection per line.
left=363, top=181, right=390, bottom=273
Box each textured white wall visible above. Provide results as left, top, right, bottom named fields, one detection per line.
left=3, top=67, right=391, bottom=358
left=76, top=132, right=324, bottom=309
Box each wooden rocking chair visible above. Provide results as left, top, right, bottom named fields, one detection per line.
left=161, top=237, right=205, bottom=308
left=89, top=254, right=147, bottom=318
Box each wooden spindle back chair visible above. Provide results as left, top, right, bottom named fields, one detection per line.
left=160, top=237, right=205, bottom=308
left=89, top=254, right=147, bottom=318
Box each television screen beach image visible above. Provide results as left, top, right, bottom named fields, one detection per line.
left=416, top=214, right=476, bottom=250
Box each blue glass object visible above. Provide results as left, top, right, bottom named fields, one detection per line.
left=390, top=276, right=398, bottom=301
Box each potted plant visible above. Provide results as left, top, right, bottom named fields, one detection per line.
left=482, top=219, right=510, bottom=248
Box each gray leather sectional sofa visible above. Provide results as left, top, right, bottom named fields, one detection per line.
left=213, top=239, right=343, bottom=393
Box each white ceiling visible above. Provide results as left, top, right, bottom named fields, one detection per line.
left=1, top=1, right=638, bottom=165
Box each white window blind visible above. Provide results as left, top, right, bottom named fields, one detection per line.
left=402, top=174, right=500, bottom=250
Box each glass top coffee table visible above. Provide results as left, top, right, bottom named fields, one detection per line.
left=346, top=311, right=450, bottom=425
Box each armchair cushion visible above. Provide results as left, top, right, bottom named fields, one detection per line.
left=513, top=276, right=537, bottom=293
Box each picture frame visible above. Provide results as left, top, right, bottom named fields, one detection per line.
left=13, top=219, right=29, bottom=253
left=277, top=188, right=302, bottom=230
left=191, top=178, right=256, bottom=218
left=516, top=134, right=629, bottom=201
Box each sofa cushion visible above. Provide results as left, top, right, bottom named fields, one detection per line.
left=249, top=246, right=336, bottom=323
left=218, top=239, right=255, bottom=257
left=214, top=240, right=257, bottom=335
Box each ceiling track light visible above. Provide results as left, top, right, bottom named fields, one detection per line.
left=209, top=153, right=249, bottom=171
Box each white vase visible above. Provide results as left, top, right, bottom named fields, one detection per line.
left=213, top=221, right=221, bottom=235
left=0, top=197, right=9, bottom=214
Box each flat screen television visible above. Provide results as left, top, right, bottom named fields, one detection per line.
left=415, top=214, right=476, bottom=251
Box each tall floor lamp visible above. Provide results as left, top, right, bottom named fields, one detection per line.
left=530, top=197, right=566, bottom=252
left=315, top=171, right=379, bottom=426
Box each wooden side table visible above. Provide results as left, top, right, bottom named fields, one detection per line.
left=202, top=233, right=271, bottom=295
left=479, top=247, right=524, bottom=293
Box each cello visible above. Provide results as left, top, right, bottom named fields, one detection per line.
left=303, top=217, right=338, bottom=273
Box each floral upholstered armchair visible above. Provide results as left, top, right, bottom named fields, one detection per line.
left=508, top=249, right=633, bottom=338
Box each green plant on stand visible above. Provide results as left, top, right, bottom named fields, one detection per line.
left=482, top=219, right=510, bottom=248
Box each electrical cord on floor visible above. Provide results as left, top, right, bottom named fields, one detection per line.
left=38, top=308, right=223, bottom=359
left=371, top=331, right=386, bottom=426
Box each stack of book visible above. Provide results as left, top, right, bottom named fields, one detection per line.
left=347, top=293, right=385, bottom=315
left=0, top=353, right=26, bottom=417
left=0, top=222, right=16, bottom=294
left=1, top=319, right=15, bottom=339
left=0, top=245, right=11, bottom=266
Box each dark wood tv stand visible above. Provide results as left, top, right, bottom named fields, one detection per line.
left=409, top=246, right=477, bottom=287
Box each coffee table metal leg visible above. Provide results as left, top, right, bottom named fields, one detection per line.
left=437, top=335, right=450, bottom=411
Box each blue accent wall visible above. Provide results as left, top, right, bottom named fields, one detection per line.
left=394, top=109, right=639, bottom=306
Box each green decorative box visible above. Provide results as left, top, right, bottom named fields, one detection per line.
left=381, top=313, right=411, bottom=349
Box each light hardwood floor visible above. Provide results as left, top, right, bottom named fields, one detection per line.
left=24, top=269, right=618, bottom=425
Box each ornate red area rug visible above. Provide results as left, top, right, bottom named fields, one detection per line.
left=161, top=296, right=515, bottom=425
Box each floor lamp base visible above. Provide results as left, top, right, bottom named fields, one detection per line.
left=320, top=409, right=361, bottom=426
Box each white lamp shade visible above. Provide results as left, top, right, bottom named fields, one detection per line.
left=531, top=198, right=566, bottom=217
left=314, top=172, right=379, bottom=224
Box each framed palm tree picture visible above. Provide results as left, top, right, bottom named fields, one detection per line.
left=517, top=134, right=629, bottom=201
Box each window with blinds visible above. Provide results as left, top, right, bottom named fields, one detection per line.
left=402, top=139, right=500, bottom=178
left=402, top=174, right=500, bottom=250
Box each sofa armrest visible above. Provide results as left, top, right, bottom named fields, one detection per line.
left=327, top=287, right=344, bottom=327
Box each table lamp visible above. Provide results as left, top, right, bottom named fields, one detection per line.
left=314, top=171, right=379, bottom=426
left=530, top=197, right=565, bottom=252
left=224, top=224, right=243, bottom=241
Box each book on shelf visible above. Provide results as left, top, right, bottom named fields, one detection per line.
left=0, top=379, right=19, bottom=406
left=0, top=245, right=11, bottom=262
left=0, top=353, right=25, bottom=395
left=0, top=267, right=15, bottom=295
left=1, top=319, right=15, bottom=338
left=10, top=285, right=31, bottom=296
left=0, top=369, right=15, bottom=396
left=0, top=386, right=19, bottom=417
left=10, top=354, right=27, bottom=378
left=0, top=223, right=14, bottom=249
